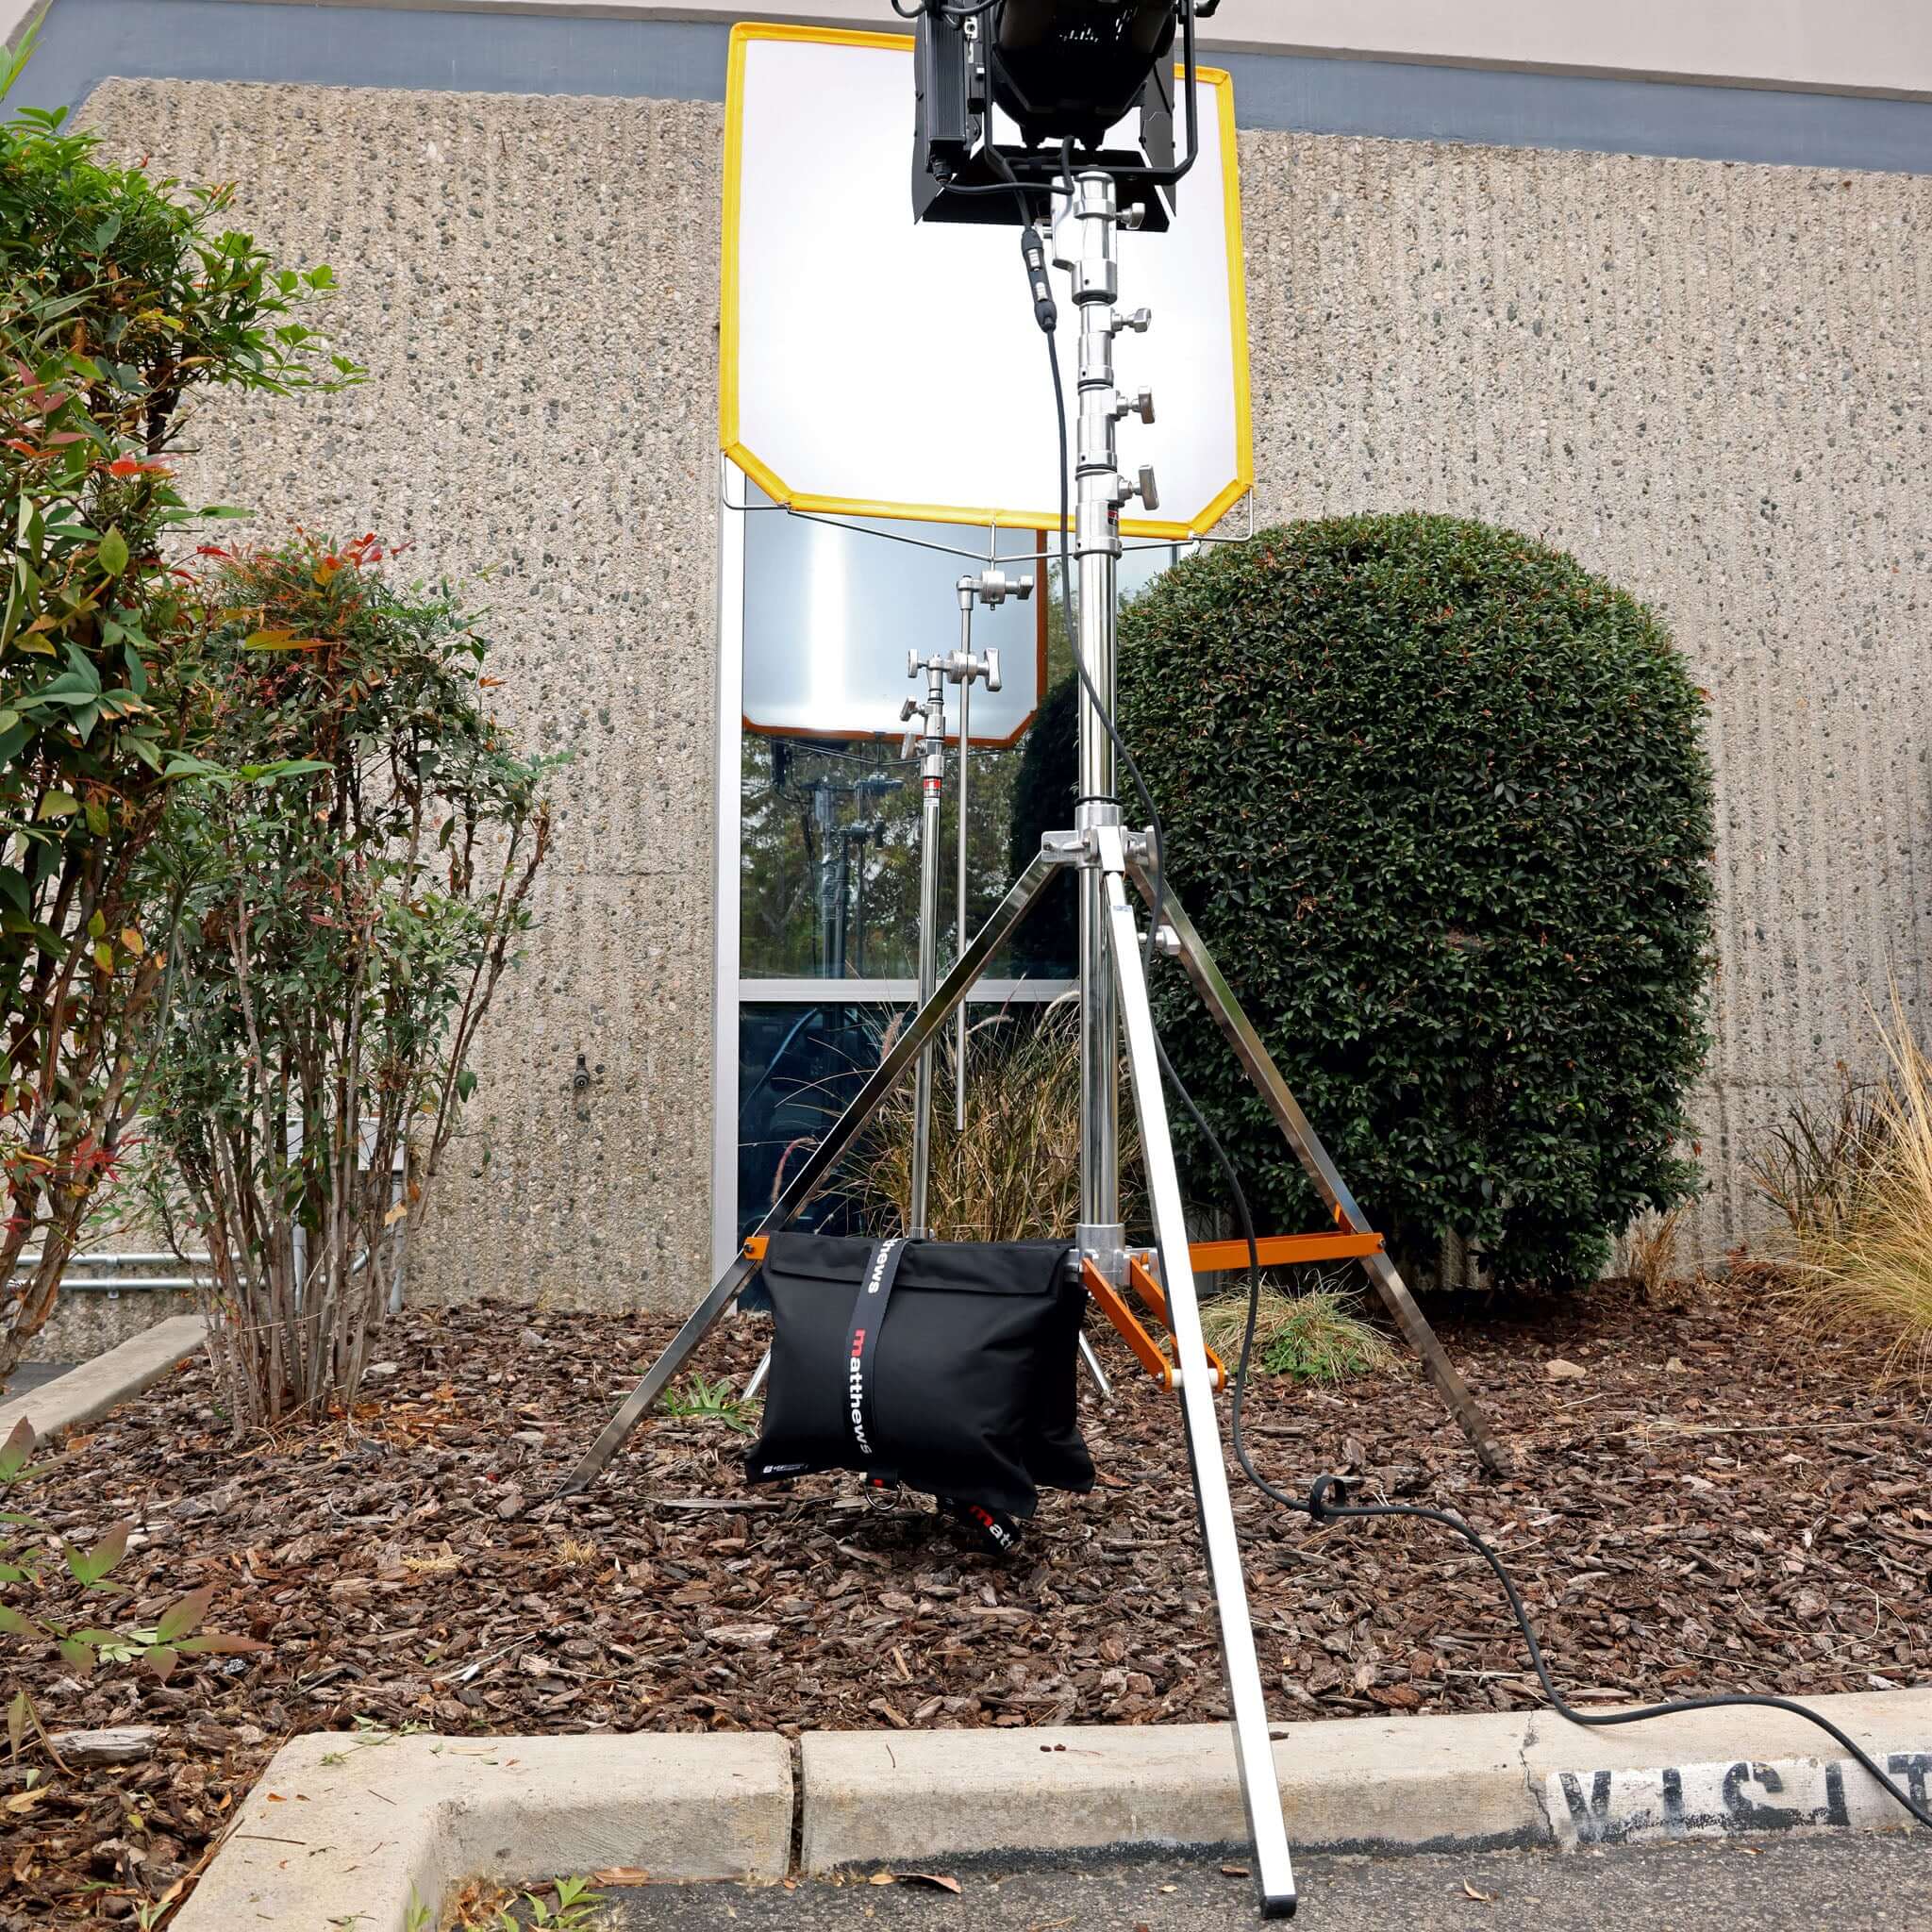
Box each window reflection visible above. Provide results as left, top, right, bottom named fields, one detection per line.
left=730, top=486, right=1180, bottom=1227
left=741, top=483, right=1044, bottom=741
left=738, top=1002, right=883, bottom=1238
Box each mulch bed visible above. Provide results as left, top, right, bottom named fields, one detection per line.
left=3, top=1272, right=1929, bottom=1924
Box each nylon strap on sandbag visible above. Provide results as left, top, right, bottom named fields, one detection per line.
left=841, top=1236, right=911, bottom=1482
left=941, top=1494, right=1022, bottom=1555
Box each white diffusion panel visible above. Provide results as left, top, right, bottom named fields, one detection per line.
left=740, top=482, right=1044, bottom=741
left=723, top=25, right=1250, bottom=539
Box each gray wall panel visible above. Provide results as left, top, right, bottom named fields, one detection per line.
left=1239, top=129, right=1932, bottom=1263
left=14, top=0, right=729, bottom=114
left=60, top=75, right=1932, bottom=1297
left=1216, top=52, right=1932, bottom=175
left=77, top=78, right=726, bottom=1310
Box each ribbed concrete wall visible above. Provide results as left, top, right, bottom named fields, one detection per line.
left=1239, top=129, right=1932, bottom=1262
left=80, top=80, right=726, bottom=1311
left=75, top=80, right=1932, bottom=1295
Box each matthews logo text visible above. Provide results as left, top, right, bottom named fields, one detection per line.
left=847, top=1327, right=872, bottom=1457
left=863, top=1239, right=901, bottom=1294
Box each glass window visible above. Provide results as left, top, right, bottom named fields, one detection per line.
left=722, top=466, right=1178, bottom=1242
left=737, top=1000, right=887, bottom=1238
left=741, top=483, right=1045, bottom=741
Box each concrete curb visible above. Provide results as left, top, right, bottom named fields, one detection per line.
left=801, top=1690, right=1932, bottom=1870
left=0, top=1313, right=205, bottom=1442
left=173, top=1692, right=1930, bottom=1923
left=173, top=1730, right=794, bottom=1932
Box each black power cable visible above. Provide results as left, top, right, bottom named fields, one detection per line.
left=1192, top=1061, right=1932, bottom=1836
left=1012, top=184, right=1932, bottom=1842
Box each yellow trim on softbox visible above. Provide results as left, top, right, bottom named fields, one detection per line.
left=718, top=22, right=1253, bottom=541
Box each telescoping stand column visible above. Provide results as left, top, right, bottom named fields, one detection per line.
left=564, top=164, right=1507, bottom=1924
left=898, top=645, right=950, bottom=1239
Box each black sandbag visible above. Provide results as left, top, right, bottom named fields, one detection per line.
left=744, top=1232, right=1093, bottom=1521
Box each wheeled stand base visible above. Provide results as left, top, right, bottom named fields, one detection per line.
left=563, top=823, right=1507, bottom=1923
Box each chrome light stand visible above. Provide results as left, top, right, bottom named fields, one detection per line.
left=567, top=161, right=1506, bottom=1926
left=946, top=568, right=1021, bottom=1134
left=899, top=568, right=1022, bottom=1227
left=899, top=646, right=951, bottom=1239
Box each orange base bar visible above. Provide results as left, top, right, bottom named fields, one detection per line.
left=1188, top=1231, right=1383, bottom=1274
left=1081, top=1257, right=1178, bottom=1390
left=745, top=1231, right=1383, bottom=1273
left=1128, top=1255, right=1228, bottom=1393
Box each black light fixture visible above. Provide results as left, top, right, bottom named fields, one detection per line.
left=911, top=0, right=1217, bottom=229
left=991, top=0, right=1177, bottom=149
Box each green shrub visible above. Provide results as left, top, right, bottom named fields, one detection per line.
left=1115, top=514, right=1715, bottom=1286
left=141, top=536, right=553, bottom=1429
left=0, top=48, right=355, bottom=1380
left=1007, top=667, right=1078, bottom=974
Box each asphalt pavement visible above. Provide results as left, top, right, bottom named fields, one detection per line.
left=602, top=1832, right=1929, bottom=1931
left=0, top=1360, right=71, bottom=1398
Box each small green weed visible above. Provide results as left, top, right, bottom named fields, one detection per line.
left=486, top=1874, right=606, bottom=1929
left=659, top=1372, right=756, bottom=1435
left=321, top=1715, right=429, bottom=1766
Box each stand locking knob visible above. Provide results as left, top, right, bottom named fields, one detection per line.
left=968, top=567, right=1033, bottom=608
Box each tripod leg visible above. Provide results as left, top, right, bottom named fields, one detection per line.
left=558, top=844, right=1071, bottom=1496
left=742, top=1346, right=772, bottom=1403
left=1127, top=866, right=1509, bottom=1478
left=1099, top=840, right=1296, bottom=1920
left=561, top=1248, right=762, bottom=1494
left=1076, top=1329, right=1111, bottom=1401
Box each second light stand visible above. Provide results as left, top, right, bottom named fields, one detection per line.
left=901, top=565, right=1030, bottom=1236
left=945, top=568, right=1021, bottom=1134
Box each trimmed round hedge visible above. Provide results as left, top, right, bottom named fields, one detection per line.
left=1111, top=514, right=1715, bottom=1287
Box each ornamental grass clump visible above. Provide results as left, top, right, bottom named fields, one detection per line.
left=1771, top=994, right=1932, bottom=1377
left=142, top=536, right=553, bottom=1429
left=1116, top=515, right=1716, bottom=1288
left=1750, top=1064, right=1891, bottom=1248
left=852, top=994, right=1141, bottom=1241
left=1199, top=1277, right=1395, bottom=1385
left=0, top=50, right=355, bottom=1381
